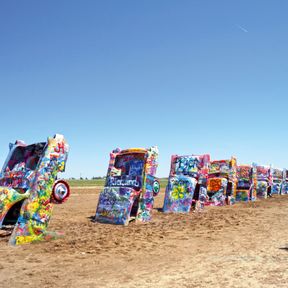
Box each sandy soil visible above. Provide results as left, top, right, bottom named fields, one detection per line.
left=0, top=188, right=287, bottom=288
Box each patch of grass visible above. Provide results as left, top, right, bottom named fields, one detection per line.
left=159, top=178, right=168, bottom=187
left=67, top=179, right=105, bottom=187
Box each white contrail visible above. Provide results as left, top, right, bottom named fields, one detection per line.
left=236, top=24, right=248, bottom=33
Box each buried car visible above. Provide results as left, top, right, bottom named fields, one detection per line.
left=281, top=169, right=288, bottom=195
left=236, top=165, right=253, bottom=202
left=251, top=163, right=272, bottom=200
left=162, top=154, right=210, bottom=213
left=95, top=147, right=160, bottom=225
left=0, top=134, right=70, bottom=245
left=206, top=157, right=237, bottom=206
left=271, top=168, right=283, bottom=195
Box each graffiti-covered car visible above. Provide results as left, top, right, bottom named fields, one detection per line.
left=206, top=157, right=237, bottom=206
left=271, top=168, right=283, bottom=195
left=252, top=164, right=272, bottom=200
left=236, top=165, right=253, bottom=202
left=281, top=169, right=288, bottom=195
left=0, top=134, right=70, bottom=245
left=162, top=154, right=210, bottom=213
left=95, top=147, right=160, bottom=225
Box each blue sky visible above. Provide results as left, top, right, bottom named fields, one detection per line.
left=0, top=1, right=287, bottom=178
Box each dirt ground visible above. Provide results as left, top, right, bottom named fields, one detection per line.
left=0, top=188, right=287, bottom=288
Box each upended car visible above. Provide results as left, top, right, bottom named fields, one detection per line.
left=95, top=146, right=160, bottom=225
left=271, top=168, right=283, bottom=195
left=206, top=157, right=237, bottom=206
left=251, top=163, right=272, bottom=200
left=0, top=134, right=70, bottom=245
left=236, top=165, right=253, bottom=202
left=162, top=154, right=210, bottom=213
left=282, top=169, right=288, bottom=195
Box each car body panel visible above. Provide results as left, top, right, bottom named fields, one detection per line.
left=236, top=165, right=252, bottom=202
left=206, top=157, right=237, bottom=206
left=95, top=146, right=159, bottom=225
left=0, top=134, right=69, bottom=245
left=282, top=169, right=288, bottom=194
left=96, top=187, right=140, bottom=225
left=271, top=168, right=283, bottom=195
left=163, top=154, right=210, bottom=213
left=206, top=177, right=227, bottom=206
left=251, top=164, right=272, bottom=200
left=0, top=187, right=29, bottom=226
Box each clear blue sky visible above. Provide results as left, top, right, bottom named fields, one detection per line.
left=0, top=1, right=287, bottom=178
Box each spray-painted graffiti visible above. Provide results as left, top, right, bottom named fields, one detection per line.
left=171, top=180, right=190, bottom=200
left=195, top=186, right=208, bottom=211
left=107, top=176, right=142, bottom=189
left=206, top=178, right=227, bottom=206
left=0, top=134, right=69, bottom=245
left=163, top=154, right=210, bottom=213
left=256, top=166, right=270, bottom=179
left=236, top=165, right=252, bottom=202
left=256, top=181, right=268, bottom=198
left=207, top=178, right=223, bottom=192
left=252, top=163, right=272, bottom=200
left=175, top=157, right=200, bottom=176
left=96, top=187, right=140, bottom=225
left=206, top=157, right=237, bottom=206
left=209, top=162, right=230, bottom=174
left=95, top=147, right=160, bottom=225
left=271, top=168, right=283, bottom=195
left=237, top=166, right=251, bottom=181
left=281, top=169, right=288, bottom=194
left=163, top=176, right=197, bottom=213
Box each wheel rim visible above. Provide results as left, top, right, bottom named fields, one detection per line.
left=54, top=182, right=69, bottom=201
left=153, top=180, right=160, bottom=195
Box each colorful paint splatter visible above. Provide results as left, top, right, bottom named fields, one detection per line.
left=271, top=168, right=283, bottom=195
left=0, top=134, right=69, bottom=245
left=163, top=154, right=210, bottom=213
left=95, top=147, right=160, bottom=225
left=282, top=169, right=288, bottom=194
left=206, top=157, right=237, bottom=206
left=251, top=163, right=272, bottom=200
left=236, top=165, right=252, bottom=202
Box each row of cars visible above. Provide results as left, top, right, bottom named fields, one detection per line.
left=0, top=135, right=286, bottom=245
left=95, top=149, right=288, bottom=223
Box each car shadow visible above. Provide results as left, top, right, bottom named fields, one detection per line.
left=88, top=215, right=96, bottom=222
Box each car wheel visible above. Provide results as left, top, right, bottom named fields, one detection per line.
left=52, top=180, right=70, bottom=204
left=153, top=180, right=160, bottom=196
